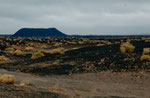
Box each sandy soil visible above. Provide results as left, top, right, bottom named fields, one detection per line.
left=0, top=69, right=150, bottom=98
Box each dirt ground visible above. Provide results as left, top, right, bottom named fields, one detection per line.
left=0, top=69, right=150, bottom=98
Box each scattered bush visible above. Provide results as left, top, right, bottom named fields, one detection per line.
left=31, top=52, right=45, bottom=59
left=41, top=45, right=47, bottom=48
left=51, top=47, right=65, bottom=54
left=0, top=74, right=15, bottom=84
left=120, top=42, right=135, bottom=53
left=140, top=55, right=150, bottom=61
left=0, top=56, right=9, bottom=62
left=5, top=47, right=15, bottom=52
left=142, top=48, right=150, bottom=55
left=96, top=43, right=105, bottom=46
left=40, top=49, right=46, bottom=53
left=14, top=50, right=26, bottom=56
left=20, top=80, right=32, bottom=86
left=25, top=47, right=34, bottom=51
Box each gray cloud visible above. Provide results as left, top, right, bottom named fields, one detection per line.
left=0, top=0, right=150, bottom=35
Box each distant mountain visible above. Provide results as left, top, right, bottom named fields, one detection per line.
left=12, top=28, right=67, bottom=37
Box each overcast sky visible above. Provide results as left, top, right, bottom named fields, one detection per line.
left=0, top=0, right=150, bottom=35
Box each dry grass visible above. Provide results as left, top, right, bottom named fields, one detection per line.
left=140, top=55, right=150, bottom=61
left=5, top=47, right=15, bottom=52
left=51, top=47, right=65, bottom=54
left=14, top=50, right=26, bottom=56
left=20, top=80, right=32, bottom=86
left=96, top=43, right=105, bottom=46
left=31, top=52, right=45, bottom=59
left=41, top=45, right=47, bottom=49
left=0, top=56, right=9, bottom=62
left=120, top=42, right=135, bottom=53
left=24, top=47, right=34, bottom=51
left=142, top=48, right=150, bottom=55
left=0, top=74, right=15, bottom=84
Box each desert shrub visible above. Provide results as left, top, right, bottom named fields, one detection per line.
left=14, top=50, right=26, bottom=56
left=96, top=43, right=105, bottom=46
left=24, top=47, right=34, bottom=51
left=120, top=42, right=135, bottom=53
left=41, top=45, right=47, bottom=48
left=5, top=47, right=15, bottom=52
left=0, top=56, right=9, bottom=62
left=31, top=52, right=45, bottom=59
left=51, top=47, right=65, bottom=54
left=20, top=80, right=32, bottom=86
left=53, top=43, right=63, bottom=47
left=106, top=41, right=112, bottom=45
left=142, top=48, right=150, bottom=55
left=40, top=49, right=46, bottom=53
left=0, top=74, right=15, bottom=84
left=78, top=41, right=84, bottom=44
left=11, top=45, right=20, bottom=50
left=140, top=55, right=150, bottom=61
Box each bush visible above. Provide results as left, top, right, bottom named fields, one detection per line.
left=142, top=48, right=150, bottom=55
left=5, top=47, right=15, bottom=52
left=51, top=47, right=65, bottom=54
left=41, top=45, right=47, bottom=49
left=0, top=74, right=15, bottom=84
left=24, top=47, right=34, bottom=51
left=96, top=43, right=105, bottom=46
left=14, top=50, right=26, bottom=56
left=120, top=42, right=135, bottom=53
left=31, top=52, right=45, bottom=59
left=140, top=55, right=150, bottom=61
left=0, top=56, right=9, bottom=62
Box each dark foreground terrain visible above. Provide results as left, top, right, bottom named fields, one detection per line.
left=0, top=36, right=150, bottom=98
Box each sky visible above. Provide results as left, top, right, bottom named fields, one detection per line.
left=0, top=0, right=150, bottom=35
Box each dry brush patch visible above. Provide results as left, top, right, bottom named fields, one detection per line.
left=51, top=47, right=65, bottom=54
left=0, top=56, right=9, bottom=62
left=31, top=51, right=45, bottom=59
left=0, top=74, right=15, bottom=84
left=120, top=42, right=135, bottom=53
left=14, top=50, right=26, bottom=56
left=141, top=48, right=150, bottom=62
left=24, top=46, right=34, bottom=51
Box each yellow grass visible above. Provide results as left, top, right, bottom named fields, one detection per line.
left=31, top=52, right=45, bottom=59
left=24, top=47, right=34, bottom=51
left=142, top=48, right=150, bottom=55
left=0, top=56, right=9, bottom=62
left=120, top=42, right=135, bottom=53
left=141, top=55, right=150, bottom=61
left=0, top=74, right=15, bottom=84
left=14, top=50, right=26, bottom=56
left=51, top=47, right=65, bottom=54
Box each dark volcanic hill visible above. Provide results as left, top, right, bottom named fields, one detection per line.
left=12, top=28, right=67, bottom=37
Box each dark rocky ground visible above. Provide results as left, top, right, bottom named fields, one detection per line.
left=0, top=39, right=150, bottom=75
left=0, top=37, right=150, bottom=98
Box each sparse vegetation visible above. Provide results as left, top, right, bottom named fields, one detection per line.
left=120, top=42, right=135, bottom=53
left=51, top=47, right=65, bottom=54
left=0, top=56, right=9, bottom=62
left=140, top=55, right=150, bottom=61
left=14, top=50, right=26, bottom=56
left=142, top=48, right=150, bottom=55
left=0, top=74, right=15, bottom=84
left=96, top=43, right=105, bottom=46
left=31, top=52, right=45, bottom=59
left=24, top=46, right=34, bottom=51
left=141, top=48, right=150, bottom=61
left=5, top=47, right=15, bottom=52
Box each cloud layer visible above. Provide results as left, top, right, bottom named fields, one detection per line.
left=0, top=0, right=150, bottom=35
